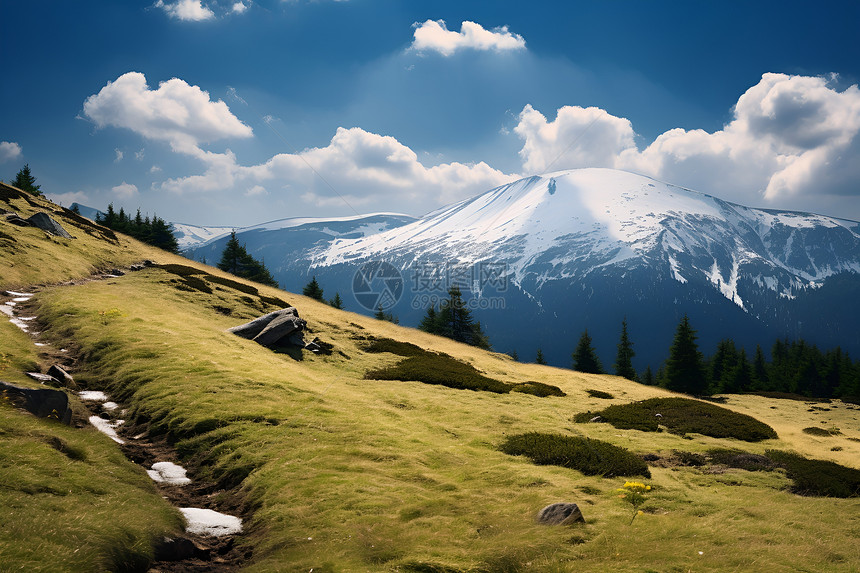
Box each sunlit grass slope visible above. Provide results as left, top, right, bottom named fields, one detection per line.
left=2, top=186, right=859, bottom=571
left=29, top=262, right=860, bottom=572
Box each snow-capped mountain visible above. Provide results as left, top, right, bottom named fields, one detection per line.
left=184, top=169, right=860, bottom=369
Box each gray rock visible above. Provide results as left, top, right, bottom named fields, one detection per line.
left=0, top=380, right=72, bottom=424
left=47, top=365, right=77, bottom=389
left=25, top=212, right=72, bottom=238
left=26, top=372, right=62, bottom=387
left=228, top=308, right=297, bottom=339
left=253, top=314, right=305, bottom=348
left=537, top=503, right=585, bottom=526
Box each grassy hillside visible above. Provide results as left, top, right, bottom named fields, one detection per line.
left=2, top=185, right=859, bottom=572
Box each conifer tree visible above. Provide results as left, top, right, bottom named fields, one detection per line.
left=11, top=164, right=41, bottom=196
left=217, top=231, right=277, bottom=287
left=663, top=315, right=707, bottom=395
left=510, top=349, right=519, bottom=361
left=572, top=329, right=604, bottom=374
left=641, top=366, right=654, bottom=386
left=302, top=276, right=324, bottom=301
left=535, top=348, right=547, bottom=365
left=418, top=286, right=490, bottom=349
left=329, top=293, right=343, bottom=309
left=613, top=318, right=637, bottom=380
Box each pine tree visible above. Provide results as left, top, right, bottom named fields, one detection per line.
left=11, top=164, right=41, bottom=196
left=418, top=286, right=490, bottom=349
left=510, top=349, right=519, bottom=361
left=752, top=345, right=769, bottom=390
left=613, top=318, right=637, bottom=380
left=217, top=231, right=277, bottom=287
left=329, top=293, right=343, bottom=309
left=302, top=276, right=324, bottom=301
left=663, top=315, right=707, bottom=395
left=641, top=366, right=655, bottom=386
left=535, top=348, right=547, bottom=365
left=572, top=329, right=604, bottom=374
left=70, top=203, right=81, bottom=214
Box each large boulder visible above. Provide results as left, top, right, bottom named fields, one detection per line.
left=26, top=212, right=72, bottom=238
left=536, top=503, right=585, bottom=526
left=229, top=307, right=307, bottom=349
left=0, top=380, right=72, bottom=424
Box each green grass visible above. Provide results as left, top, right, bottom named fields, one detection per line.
left=577, top=397, right=779, bottom=442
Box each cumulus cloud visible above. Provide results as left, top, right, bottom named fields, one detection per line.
left=231, top=2, right=248, bottom=14
left=410, top=20, right=526, bottom=56
left=516, top=73, right=860, bottom=211
left=114, top=148, right=124, bottom=163
left=159, top=126, right=515, bottom=214
left=515, top=104, right=636, bottom=173
left=155, top=0, right=214, bottom=21
left=46, top=190, right=90, bottom=208
left=0, top=141, right=22, bottom=163
left=83, top=72, right=252, bottom=154
left=111, top=182, right=139, bottom=199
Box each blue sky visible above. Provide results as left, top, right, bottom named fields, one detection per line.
left=2, top=0, right=859, bottom=226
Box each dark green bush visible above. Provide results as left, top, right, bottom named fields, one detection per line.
left=802, top=426, right=840, bottom=436
left=499, top=432, right=651, bottom=478
left=365, top=353, right=510, bottom=394
left=706, top=449, right=775, bottom=471
left=363, top=337, right=425, bottom=357
left=586, top=389, right=614, bottom=399
left=583, top=397, right=777, bottom=442
left=674, top=450, right=706, bottom=467
left=766, top=450, right=860, bottom=497
left=511, top=381, right=566, bottom=397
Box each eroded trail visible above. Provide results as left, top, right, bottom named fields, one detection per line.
left=2, top=273, right=251, bottom=572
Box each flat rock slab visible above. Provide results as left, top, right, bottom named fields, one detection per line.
left=537, top=503, right=585, bottom=525
left=229, top=307, right=307, bottom=348
left=180, top=508, right=243, bottom=537
left=26, top=212, right=72, bottom=238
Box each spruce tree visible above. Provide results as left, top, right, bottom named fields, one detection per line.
left=11, top=164, right=41, bottom=196
left=217, top=231, right=277, bottom=287
left=302, top=276, right=324, bottom=301
left=663, top=315, right=707, bottom=395
left=420, top=286, right=490, bottom=349
left=641, top=366, right=654, bottom=386
left=572, top=329, right=604, bottom=374
left=535, top=348, right=547, bottom=365
left=329, top=293, right=343, bottom=309
left=613, top=318, right=637, bottom=380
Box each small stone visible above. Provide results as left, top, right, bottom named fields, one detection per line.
left=537, top=503, right=585, bottom=526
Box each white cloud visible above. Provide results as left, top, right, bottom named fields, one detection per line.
left=155, top=0, right=215, bottom=21
left=515, top=104, right=636, bottom=174
left=150, top=165, right=162, bottom=173
left=245, top=185, right=268, bottom=197
left=135, top=148, right=146, bottom=161
left=410, top=20, right=526, bottom=56
left=83, top=72, right=252, bottom=154
left=46, top=190, right=90, bottom=208
left=515, top=73, right=860, bottom=211
left=111, top=182, right=139, bottom=199
left=159, top=126, right=516, bottom=214
left=0, top=141, right=22, bottom=163
left=231, top=2, right=248, bottom=14
left=114, top=148, right=124, bottom=163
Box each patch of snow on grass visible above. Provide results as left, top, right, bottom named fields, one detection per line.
left=179, top=508, right=242, bottom=536
left=147, top=462, right=192, bottom=486
left=102, top=401, right=120, bottom=411
left=79, top=391, right=109, bottom=401
left=3, top=291, right=32, bottom=297
left=88, top=416, right=125, bottom=444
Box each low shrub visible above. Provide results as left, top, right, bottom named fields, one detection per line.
left=499, top=432, right=651, bottom=478
left=766, top=450, right=860, bottom=497
left=706, top=449, right=775, bottom=471
left=365, top=353, right=510, bottom=394
left=363, top=337, right=425, bottom=357
left=802, top=426, right=840, bottom=436
left=511, top=381, right=566, bottom=397
left=586, top=389, right=614, bottom=399
left=674, top=450, right=706, bottom=467
left=582, top=397, right=777, bottom=442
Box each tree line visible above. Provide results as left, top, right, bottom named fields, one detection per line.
left=96, top=203, right=180, bottom=254
left=558, top=314, right=860, bottom=400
